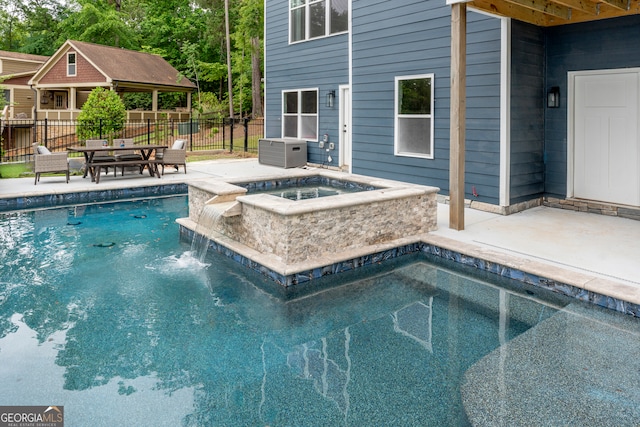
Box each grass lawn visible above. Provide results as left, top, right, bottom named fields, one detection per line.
left=187, top=151, right=257, bottom=162
left=0, top=151, right=256, bottom=179
left=0, top=163, right=31, bottom=178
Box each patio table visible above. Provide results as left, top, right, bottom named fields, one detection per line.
left=69, top=144, right=168, bottom=183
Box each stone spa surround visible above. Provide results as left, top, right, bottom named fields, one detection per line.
left=177, top=170, right=440, bottom=286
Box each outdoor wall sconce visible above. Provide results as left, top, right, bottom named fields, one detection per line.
left=547, top=86, right=560, bottom=108
left=326, top=90, right=335, bottom=108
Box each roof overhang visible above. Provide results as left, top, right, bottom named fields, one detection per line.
left=112, top=80, right=195, bottom=93
left=447, top=0, right=639, bottom=26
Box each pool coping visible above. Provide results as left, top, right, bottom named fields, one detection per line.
left=2, top=181, right=637, bottom=317
left=178, top=222, right=640, bottom=317
left=0, top=183, right=188, bottom=212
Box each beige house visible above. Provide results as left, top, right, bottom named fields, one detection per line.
left=0, top=50, right=48, bottom=120
left=1, top=51, right=49, bottom=150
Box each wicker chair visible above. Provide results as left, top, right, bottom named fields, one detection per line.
left=113, top=138, right=143, bottom=175
left=33, top=143, right=69, bottom=185
left=156, top=139, right=187, bottom=175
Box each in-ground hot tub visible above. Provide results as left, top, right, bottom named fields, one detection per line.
left=178, top=170, right=440, bottom=285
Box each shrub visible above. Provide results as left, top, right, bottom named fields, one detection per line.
left=77, top=88, right=127, bottom=141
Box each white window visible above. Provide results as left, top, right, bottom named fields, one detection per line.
left=394, top=74, right=434, bottom=159
left=290, top=0, right=348, bottom=43
left=67, top=52, right=76, bottom=76
left=282, top=89, right=318, bottom=140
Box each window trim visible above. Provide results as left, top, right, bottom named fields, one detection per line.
left=281, top=88, right=319, bottom=141
left=394, top=73, right=435, bottom=160
left=67, top=52, right=76, bottom=77
left=289, top=0, right=349, bottom=44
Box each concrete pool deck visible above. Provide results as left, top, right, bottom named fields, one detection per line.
left=1, top=158, right=639, bottom=311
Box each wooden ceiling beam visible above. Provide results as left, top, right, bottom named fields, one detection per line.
left=470, top=0, right=555, bottom=25
left=503, top=0, right=572, bottom=19
left=599, top=0, right=630, bottom=10
left=470, top=0, right=639, bottom=26
left=554, top=0, right=599, bottom=14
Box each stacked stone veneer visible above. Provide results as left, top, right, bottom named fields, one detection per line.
left=235, top=190, right=436, bottom=264
left=438, top=193, right=640, bottom=221
left=187, top=173, right=439, bottom=266
left=544, top=197, right=640, bottom=221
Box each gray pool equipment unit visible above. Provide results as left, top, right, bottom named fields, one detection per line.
left=258, top=138, right=307, bottom=168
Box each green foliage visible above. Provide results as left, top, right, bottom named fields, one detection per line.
left=77, top=87, right=127, bottom=141
left=57, top=0, right=137, bottom=48
left=3, top=0, right=265, bottom=118
left=17, top=0, right=70, bottom=55
left=158, top=92, right=187, bottom=110
left=0, top=2, right=25, bottom=51
left=237, top=0, right=263, bottom=41
left=122, top=92, right=152, bottom=111
left=0, top=163, right=30, bottom=178
left=0, top=77, right=6, bottom=109
left=194, top=92, right=226, bottom=118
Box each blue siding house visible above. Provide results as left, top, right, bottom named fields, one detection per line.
left=264, top=0, right=640, bottom=225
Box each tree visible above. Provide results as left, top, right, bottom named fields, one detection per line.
left=224, top=0, right=233, bottom=119
left=76, top=87, right=126, bottom=141
left=0, top=0, right=26, bottom=51
left=57, top=0, right=137, bottom=48
left=3, top=0, right=265, bottom=120
left=235, top=0, right=263, bottom=118
left=15, top=0, right=70, bottom=55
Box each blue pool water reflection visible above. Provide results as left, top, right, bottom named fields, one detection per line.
left=1, top=197, right=638, bottom=426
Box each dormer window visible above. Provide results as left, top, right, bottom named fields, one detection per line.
left=67, top=52, right=76, bottom=76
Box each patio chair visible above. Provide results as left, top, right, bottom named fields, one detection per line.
left=85, top=139, right=116, bottom=177
left=33, top=143, right=70, bottom=185
left=156, top=139, right=187, bottom=175
left=113, top=138, right=144, bottom=175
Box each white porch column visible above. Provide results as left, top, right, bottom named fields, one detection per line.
left=69, top=87, right=77, bottom=110
left=152, top=90, right=159, bottom=112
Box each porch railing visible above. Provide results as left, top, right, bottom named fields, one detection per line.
left=0, top=117, right=264, bottom=163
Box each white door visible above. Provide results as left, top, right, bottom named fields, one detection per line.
left=339, top=86, right=351, bottom=172
left=573, top=71, right=640, bottom=206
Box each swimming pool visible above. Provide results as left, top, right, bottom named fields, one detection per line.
left=1, top=197, right=639, bottom=426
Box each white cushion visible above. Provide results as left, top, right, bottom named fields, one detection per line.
left=172, top=140, right=185, bottom=150
left=37, top=145, right=51, bottom=155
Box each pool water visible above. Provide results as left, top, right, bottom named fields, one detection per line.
left=250, top=184, right=361, bottom=200
left=239, top=175, right=379, bottom=201
left=1, top=197, right=638, bottom=426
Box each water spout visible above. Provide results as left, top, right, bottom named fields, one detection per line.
left=190, top=205, right=223, bottom=262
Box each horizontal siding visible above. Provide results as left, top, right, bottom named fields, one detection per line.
left=351, top=0, right=501, bottom=202
left=13, top=88, right=34, bottom=118
left=265, top=0, right=502, bottom=193
left=544, top=15, right=640, bottom=199
left=264, top=0, right=349, bottom=166
left=510, top=21, right=545, bottom=204
left=1, top=59, right=41, bottom=74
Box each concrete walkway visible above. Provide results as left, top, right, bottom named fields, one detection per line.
left=2, top=158, right=639, bottom=308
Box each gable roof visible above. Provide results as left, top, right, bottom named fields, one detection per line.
left=0, top=50, right=48, bottom=63
left=29, top=40, right=196, bottom=92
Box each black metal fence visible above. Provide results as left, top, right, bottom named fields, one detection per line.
left=1, top=117, right=264, bottom=163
